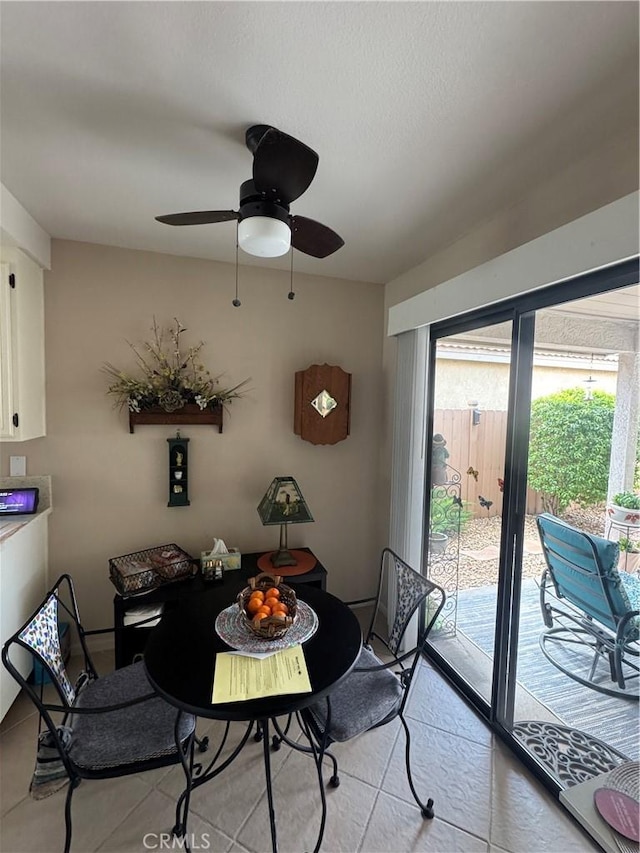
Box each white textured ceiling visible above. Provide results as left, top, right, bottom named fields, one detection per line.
left=1, top=1, right=638, bottom=284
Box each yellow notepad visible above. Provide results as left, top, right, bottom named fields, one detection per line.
left=211, top=645, right=312, bottom=704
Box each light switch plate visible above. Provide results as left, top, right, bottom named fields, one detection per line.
left=9, top=456, right=26, bottom=476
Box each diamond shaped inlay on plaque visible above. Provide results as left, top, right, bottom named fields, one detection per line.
left=310, top=389, right=338, bottom=418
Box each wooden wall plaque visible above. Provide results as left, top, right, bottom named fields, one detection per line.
left=294, top=364, right=351, bottom=445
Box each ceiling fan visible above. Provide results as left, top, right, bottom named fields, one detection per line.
left=156, top=125, right=344, bottom=260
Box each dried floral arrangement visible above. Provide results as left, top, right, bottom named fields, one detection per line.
left=103, top=318, right=250, bottom=413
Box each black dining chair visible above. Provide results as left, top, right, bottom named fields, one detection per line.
left=300, top=547, right=446, bottom=819
left=1, top=574, right=199, bottom=853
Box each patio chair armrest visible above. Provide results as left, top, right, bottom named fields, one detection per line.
left=617, top=609, right=640, bottom=641
left=42, top=690, right=159, bottom=716
left=539, top=568, right=556, bottom=628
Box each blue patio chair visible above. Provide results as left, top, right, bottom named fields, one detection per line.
left=536, top=513, right=640, bottom=699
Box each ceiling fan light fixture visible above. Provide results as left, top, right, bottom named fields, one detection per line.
left=237, top=216, right=291, bottom=258
left=156, top=125, right=343, bottom=261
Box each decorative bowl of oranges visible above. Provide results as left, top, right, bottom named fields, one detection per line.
left=238, top=572, right=298, bottom=639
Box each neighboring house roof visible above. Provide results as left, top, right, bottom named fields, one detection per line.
left=437, top=343, right=618, bottom=371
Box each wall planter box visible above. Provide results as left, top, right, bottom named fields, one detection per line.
left=129, top=404, right=223, bottom=434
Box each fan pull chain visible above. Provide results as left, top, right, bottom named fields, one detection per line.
left=232, top=226, right=241, bottom=307
left=288, top=248, right=295, bottom=300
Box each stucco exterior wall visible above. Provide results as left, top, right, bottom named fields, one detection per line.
left=434, top=362, right=617, bottom=411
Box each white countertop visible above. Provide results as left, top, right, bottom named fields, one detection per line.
left=0, top=507, right=51, bottom=545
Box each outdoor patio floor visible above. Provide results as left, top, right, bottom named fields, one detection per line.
left=431, top=578, right=639, bottom=761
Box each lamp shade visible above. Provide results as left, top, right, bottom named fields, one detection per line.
left=257, top=477, right=314, bottom=526
left=238, top=216, right=291, bottom=258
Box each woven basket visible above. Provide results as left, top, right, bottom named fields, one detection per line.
left=109, top=544, right=195, bottom=595
left=238, top=572, right=298, bottom=639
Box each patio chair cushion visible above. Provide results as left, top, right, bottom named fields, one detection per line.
left=18, top=594, right=76, bottom=704
left=306, top=645, right=403, bottom=742
left=537, top=514, right=638, bottom=636
left=69, top=662, right=194, bottom=771
left=538, top=514, right=640, bottom=643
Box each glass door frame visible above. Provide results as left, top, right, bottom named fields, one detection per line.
left=422, top=257, right=639, bottom=792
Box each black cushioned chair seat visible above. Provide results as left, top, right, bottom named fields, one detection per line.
left=70, top=662, right=194, bottom=770
left=306, top=645, right=402, bottom=742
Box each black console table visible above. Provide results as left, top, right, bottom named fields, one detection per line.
left=113, top=548, right=327, bottom=668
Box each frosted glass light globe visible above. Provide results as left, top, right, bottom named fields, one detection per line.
left=238, top=216, right=291, bottom=257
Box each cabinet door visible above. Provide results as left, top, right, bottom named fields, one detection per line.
left=0, top=247, right=46, bottom=441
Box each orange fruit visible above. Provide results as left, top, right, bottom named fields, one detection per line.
left=246, top=598, right=263, bottom=615
left=264, top=595, right=279, bottom=609
left=249, top=590, right=265, bottom=602
left=265, top=587, right=280, bottom=599
left=272, top=602, right=288, bottom=615
left=256, top=605, right=272, bottom=618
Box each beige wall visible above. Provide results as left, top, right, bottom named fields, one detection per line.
left=384, top=128, right=639, bottom=314
left=1, top=240, right=384, bottom=630
left=379, top=124, right=639, bottom=540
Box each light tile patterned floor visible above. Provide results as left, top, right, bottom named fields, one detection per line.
left=0, top=647, right=600, bottom=853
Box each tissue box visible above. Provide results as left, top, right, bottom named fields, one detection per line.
left=201, top=547, right=241, bottom=576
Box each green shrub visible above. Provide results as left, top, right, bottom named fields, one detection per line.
left=527, top=387, right=615, bottom=515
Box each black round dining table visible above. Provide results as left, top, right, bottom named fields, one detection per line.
left=144, top=575, right=362, bottom=853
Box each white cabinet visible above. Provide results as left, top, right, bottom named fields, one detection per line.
left=0, top=246, right=46, bottom=440
left=0, top=512, right=49, bottom=720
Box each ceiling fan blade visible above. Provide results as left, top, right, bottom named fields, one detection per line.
left=290, top=216, right=344, bottom=258
left=156, top=210, right=239, bottom=226
left=252, top=128, right=319, bottom=204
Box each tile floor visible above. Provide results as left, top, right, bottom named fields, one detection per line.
left=0, top=647, right=600, bottom=853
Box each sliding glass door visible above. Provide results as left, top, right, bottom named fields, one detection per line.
left=426, top=319, right=514, bottom=705
left=423, top=260, right=639, bottom=790
left=512, top=292, right=640, bottom=763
